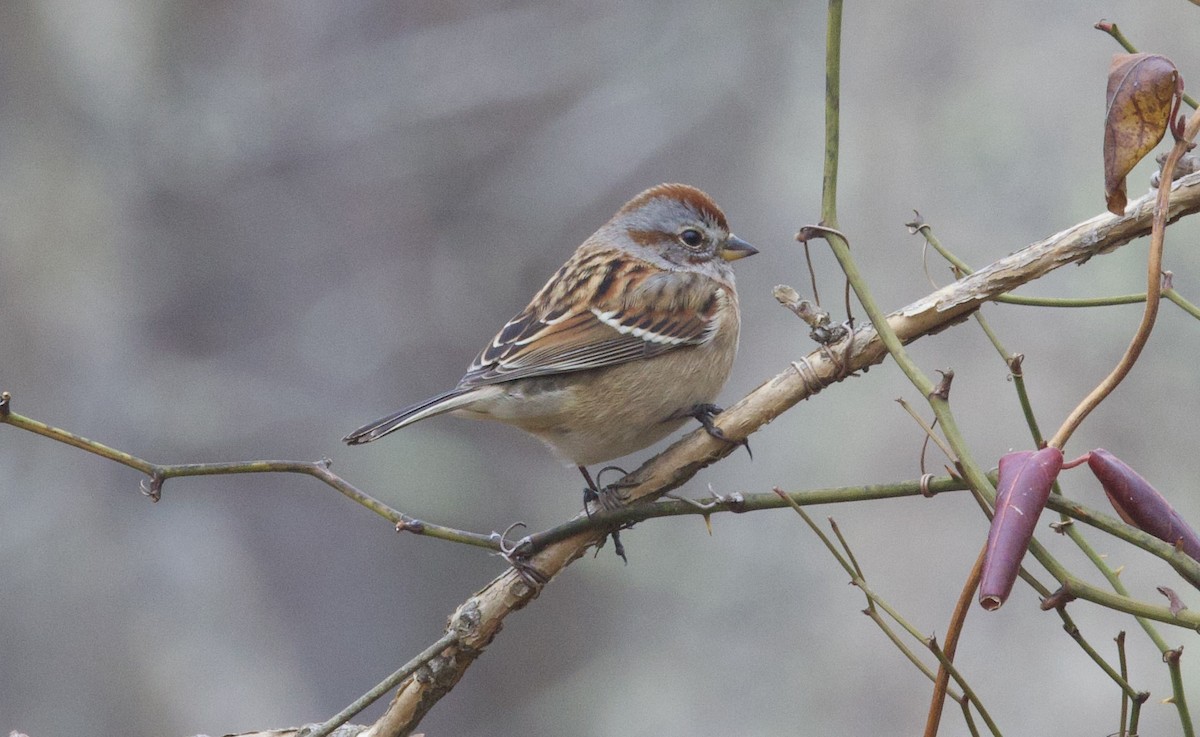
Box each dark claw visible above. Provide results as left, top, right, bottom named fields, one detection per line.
left=610, top=529, right=627, bottom=563
left=594, top=528, right=628, bottom=564
left=684, top=403, right=752, bottom=459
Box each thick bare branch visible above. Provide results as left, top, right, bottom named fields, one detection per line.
left=371, top=173, right=1200, bottom=735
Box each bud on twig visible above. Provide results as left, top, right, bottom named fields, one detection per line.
left=1088, top=449, right=1200, bottom=562
left=980, top=448, right=1064, bottom=610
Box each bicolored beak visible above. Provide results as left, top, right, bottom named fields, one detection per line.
left=719, top=234, right=758, bottom=261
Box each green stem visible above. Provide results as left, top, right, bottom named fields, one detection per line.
left=776, top=491, right=991, bottom=730
left=912, top=217, right=1149, bottom=307
left=822, top=0, right=842, bottom=221
left=1058, top=610, right=1142, bottom=700
left=960, top=699, right=983, bottom=737
left=1048, top=109, right=1200, bottom=450
left=1165, top=648, right=1196, bottom=737
left=1165, top=288, right=1200, bottom=319
left=996, top=293, right=1147, bottom=307
left=1053, top=576, right=1200, bottom=629
left=925, top=637, right=1003, bottom=737
left=1096, top=20, right=1199, bottom=110
left=300, top=630, right=460, bottom=737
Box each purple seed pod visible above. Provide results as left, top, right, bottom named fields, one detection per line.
left=980, top=448, right=1064, bottom=610
left=1088, top=449, right=1200, bottom=561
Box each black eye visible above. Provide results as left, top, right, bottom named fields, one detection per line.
left=678, top=229, right=704, bottom=248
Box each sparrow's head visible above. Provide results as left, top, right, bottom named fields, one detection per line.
left=601, top=183, right=757, bottom=276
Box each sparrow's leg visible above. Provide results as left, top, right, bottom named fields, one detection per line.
left=578, top=466, right=631, bottom=563
left=682, top=403, right=752, bottom=459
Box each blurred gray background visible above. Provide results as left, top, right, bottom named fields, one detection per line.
left=2, top=2, right=1199, bottom=735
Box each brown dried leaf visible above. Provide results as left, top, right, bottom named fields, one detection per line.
left=1104, top=53, right=1180, bottom=215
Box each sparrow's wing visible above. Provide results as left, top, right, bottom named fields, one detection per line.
left=460, top=247, right=730, bottom=387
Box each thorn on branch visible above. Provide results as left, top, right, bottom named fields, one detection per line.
left=0, top=391, right=10, bottom=418
left=1156, top=586, right=1188, bottom=616
left=930, top=369, right=955, bottom=400
left=1162, top=270, right=1174, bottom=291
left=1040, top=586, right=1078, bottom=611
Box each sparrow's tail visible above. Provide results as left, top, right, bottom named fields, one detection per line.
left=342, top=386, right=475, bottom=445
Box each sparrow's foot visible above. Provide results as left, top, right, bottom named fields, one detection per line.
left=576, top=466, right=633, bottom=563
left=579, top=465, right=634, bottom=512
left=683, top=403, right=752, bottom=459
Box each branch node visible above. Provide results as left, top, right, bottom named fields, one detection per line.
left=139, top=471, right=165, bottom=502
left=0, top=391, right=10, bottom=418
left=1007, top=353, right=1025, bottom=378
left=904, top=210, right=929, bottom=234
left=795, top=222, right=851, bottom=247
left=396, top=517, right=426, bottom=534
left=1049, top=519, right=1074, bottom=534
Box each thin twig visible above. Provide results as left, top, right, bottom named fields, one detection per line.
left=895, top=397, right=957, bottom=464
left=923, top=546, right=985, bottom=737
left=7, top=167, right=1200, bottom=734
left=775, top=490, right=995, bottom=734
left=1165, top=287, right=1200, bottom=319
left=299, top=630, right=460, bottom=737
left=1046, top=576, right=1200, bottom=629
left=1055, top=609, right=1143, bottom=702
left=0, top=395, right=503, bottom=551
left=1096, top=20, right=1199, bottom=110
left=1164, top=647, right=1196, bottom=737
left=925, top=636, right=1003, bottom=737
left=906, top=217, right=1149, bottom=307
left=1049, top=109, right=1200, bottom=450
left=1117, top=632, right=1130, bottom=736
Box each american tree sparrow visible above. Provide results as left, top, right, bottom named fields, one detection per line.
left=344, top=183, right=757, bottom=499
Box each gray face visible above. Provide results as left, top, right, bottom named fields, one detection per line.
left=604, top=196, right=737, bottom=278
